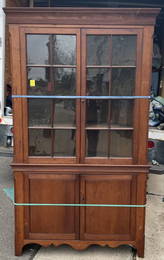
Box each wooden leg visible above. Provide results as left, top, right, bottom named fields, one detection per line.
left=15, top=242, right=23, bottom=256
left=136, top=239, right=145, bottom=258
left=14, top=173, right=24, bottom=256
left=137, top=247, right=144, bottom=258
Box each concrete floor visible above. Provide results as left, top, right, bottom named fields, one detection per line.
left=137, top=195, right=164, bottom=260
left=0, top=156, right=37, bottom=260
left=34, top=245, right=133, bottom=260
left=0, top=155, right=164, bottom=260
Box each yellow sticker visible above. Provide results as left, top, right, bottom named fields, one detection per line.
left=30, top=80, right=36, bottom=87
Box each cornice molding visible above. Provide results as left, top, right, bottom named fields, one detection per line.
left=4, top=7, right=161, bottom=26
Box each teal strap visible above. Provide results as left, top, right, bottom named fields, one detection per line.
left=3, top=188, right=146, bottom=207
left=14, top=203, right=146, bottom=207
left=3, top=187, right=14, bottom=202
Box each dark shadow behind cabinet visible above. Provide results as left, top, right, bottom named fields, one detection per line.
left=4, top=7, right=160, bottom=258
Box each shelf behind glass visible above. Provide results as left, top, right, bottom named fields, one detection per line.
left=85, top=124, right=134, bottom=130
left=28, top=123, right=76, bottom=129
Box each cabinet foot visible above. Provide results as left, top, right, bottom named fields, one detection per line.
left=136, top=242, right=145, bottom=258
left=15, top=244, right=23, bottom=256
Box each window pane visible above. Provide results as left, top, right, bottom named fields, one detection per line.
left=29, top=129, right=52, bottom=156
left=111, top=100, right=133, bottom=127
left=29, top=99, right=52, bottom=127
left=27, top=35, right=50, bottom=65
left=28, top=67, right=76, bottom=95
left=111, top=68, right=135, bottom=96
left=50, top=0, right=56, bottom=6
left=34, top=0, right=49, bottom=7
left=86, top=100, right=109, bottom=127
left=53, top=99, right=76, bottom=127
left=112, top=35, right=137, bottom=66
left=86, top=130, right=108, bottom=157
left=87, top=68, right=110, bottom=96
left=110, top=131, right=132, bottom=157
left=52, top=35, right=76, bottom=65
left=27, top=67, right=51, bottom=95
left=87, top=35, right=110, bottom=65
left=54, top=130, right=75, bottom=156
left=53, top=68, right=76, bottom=95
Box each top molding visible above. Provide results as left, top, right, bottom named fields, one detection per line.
left=4, top=7, right=160, bottom=26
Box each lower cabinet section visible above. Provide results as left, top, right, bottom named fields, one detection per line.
left=20, top=173, right=137, bottom=241
left=14, top=170, right=147, bottom=257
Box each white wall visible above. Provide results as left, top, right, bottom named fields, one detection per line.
left=0, top=0, right=5, bottom=118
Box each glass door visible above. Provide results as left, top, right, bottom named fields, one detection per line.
left=22, top=28, right=80, bottom=163
left=21, top=27, right=142, bottom=164
left=81, top=29, right=142, bottom=164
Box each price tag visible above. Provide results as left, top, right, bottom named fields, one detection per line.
left=30, top=80, right=36, bottom=87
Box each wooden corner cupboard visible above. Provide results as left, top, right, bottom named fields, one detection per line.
left=4, top=7, right=160, bottom=258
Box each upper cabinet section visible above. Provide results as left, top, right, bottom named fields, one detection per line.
left=4, top=8, right=160, bottom=26
left=5, top=8, right=160, bottom=164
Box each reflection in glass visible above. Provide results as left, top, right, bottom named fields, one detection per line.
left=87, top=35, right=110, bottom=65
left=29, top=129, right=52, bottom=156
left=27, top=67, right=50, bottom=95
left=53, top=68, right=76, bottom=95
left=110, top=131, right=132, bottom=157
left=161, top=68, right=164, bottom=81
left=50, top=0, right=56, bottom=6
left=54, top=99, right=76, bottom=127
left=86, top=100, right=109, bottom=127
left=86, top=130, right=108, bottom=157
left=29, top=99, right=52, bottom=127
left=52, top=35, right=76, bottom=65
left=111, top=100, right=133, bottom=127
left=87, top=68, right=110, bottom=96
left=34, top=0, right=48, bottom=7
left=27, top=35, right=50, bottom=65
left=54, top=130, right=75, bottom=156
left=112, top=35, right=137, bottom=66
left=111, top=68, right=135, bottom=96
left=28, top=68, right=76, bottom=96
left=27, top=34, right=76, bottom=65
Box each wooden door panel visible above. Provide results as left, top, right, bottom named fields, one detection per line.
left=80, top=175, right=136, bottom=240
left=24, top=174, right=79, bottom=239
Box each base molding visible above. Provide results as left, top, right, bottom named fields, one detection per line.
left=16, top=239, right=144, bottom=258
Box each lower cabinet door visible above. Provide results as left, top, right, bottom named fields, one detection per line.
left=24, top=173, right=79, bottom=240
left=80, top=175, right=137, bottom=241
